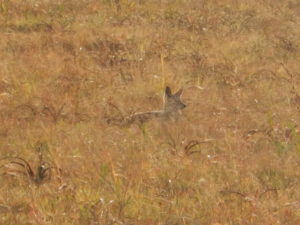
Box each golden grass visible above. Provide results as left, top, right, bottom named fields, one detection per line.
left=0, top=0, right=300, bottom=224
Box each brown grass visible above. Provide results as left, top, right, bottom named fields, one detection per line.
left=0, top=0, right=300, bottom=224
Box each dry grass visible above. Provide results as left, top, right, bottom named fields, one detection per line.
left=0, top=0, right=300, bottom=224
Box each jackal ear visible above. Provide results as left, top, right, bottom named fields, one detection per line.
left=174, top=88, right=183, bottom=97
left=165, top=86, right=172, bottom=97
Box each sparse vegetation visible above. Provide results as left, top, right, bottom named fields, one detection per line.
left=0, top=0, right=300, bottom=224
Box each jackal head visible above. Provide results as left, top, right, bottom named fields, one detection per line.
left=164, top=86, right=186, bottom=113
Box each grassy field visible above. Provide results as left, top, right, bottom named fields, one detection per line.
left=0, top=0, right=300, bottom=224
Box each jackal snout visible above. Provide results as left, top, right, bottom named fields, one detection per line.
left=164, top=86, right=186, bottom=113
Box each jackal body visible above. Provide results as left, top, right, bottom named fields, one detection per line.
left=123, top=86, right=186, bottom=126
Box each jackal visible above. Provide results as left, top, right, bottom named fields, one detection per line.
left=120, top=86, right=186, bottom=126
